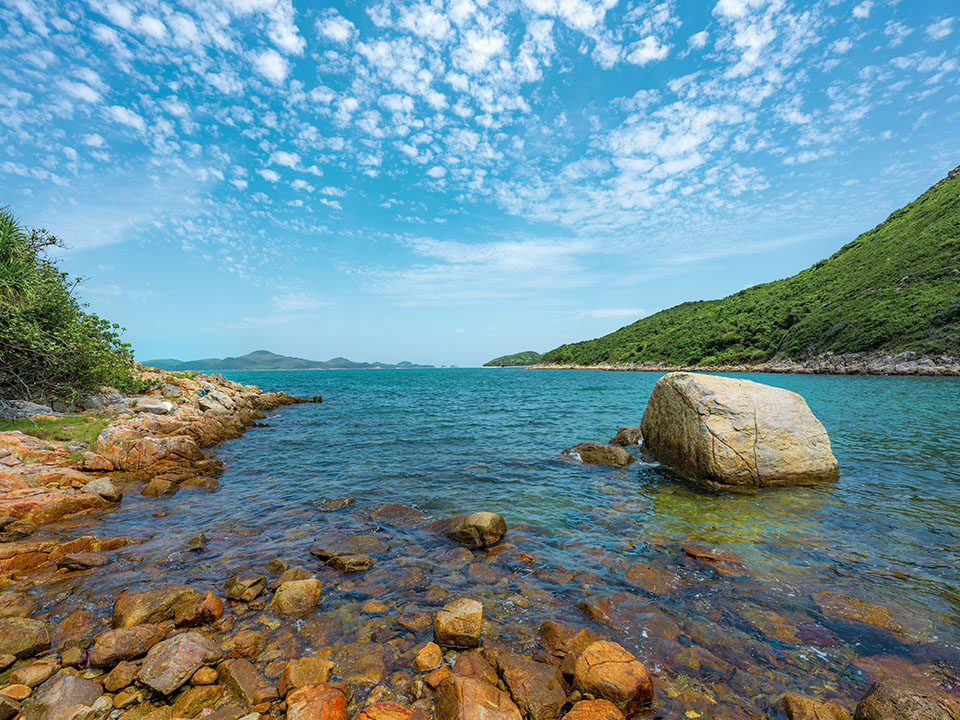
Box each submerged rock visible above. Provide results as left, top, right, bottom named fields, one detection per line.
left=271, top=579, right=322, bottom=615
left=277, top=657, right=335, bottom=697
left=853, top=678, right=960, bottom=720
left=309, top=535, right=389, bottom=560
left=326, top=554, right=374, bottom=572
left=80, top=477, right=121, bottom=502
left=608, top=427, right=642, bottom=447
left=369, top=503, right=428, bottom=525
left=430, top=512, right=507, bottom=550
left=639, top=372, right=839, bottom=488
left=781, top=695, right=851, bottom=720
left=285, top=683, right=348, bottom=720
left=225, top=576, right=266, bottom=602
left=562, top=443, right=635, bottom=468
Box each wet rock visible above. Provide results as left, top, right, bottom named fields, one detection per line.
left=396, top=611, right=433, bottom=635
left=608, top=427, right=642, bottom=447
left=813, top=592, right=902, bottom=634
left=640, top=372, right=839, bottom=488
left=59, top=647, right=86, bottom=668
left=781, top=694, right=851, bottom=720
left=171, top=685, right=223, bottom=719
left=223, top=630, right=265, bottom=659
left=562, top=700, right=625, bottom=720
left=682, top=546, right=750, bottom=577
left=624, top=563, right=679, bottom=595
left=425, top=667, right=452, bottom=690
left=141, top=477, right=177, bottom=498
left=434, top=598, right=483, bottom=648
left=277, top=658, right=334, bottom=697
left=174, top=591, right=225, bottom=628
left=573, top=641, right=653, bottom=717
left=138, top=631, right=224, bottom=695
left=0, top=654, right=17, bottom=671
left=225, top=576, right=266, bottom=603
left=271, top=579, right=322, bottom=616
left=308, top=535, right=388, bottom=560
left=451, top=652, right=498, bottom=687
left=435, top=675, right=522, bottom=720
left=1, top=685, right=30, bottom=701
left=24, top=674, right=100, bottom=720
left=181, top=476, right=220, bottom=490
left=271, top=567, right=314, bottom=590
left=57, top=552, right=109, bottom=571
left=413, top=643, right=442, bottom=673
left=356, top=702, right=413, bottom=720
left=0, top=695, right=21, bottom=720
left=430, top=512, right=507, bottom=550
left=361, top=599, right=388, bottom=614
left=853, top=678, right=960, bottom=720
left=326, top=554, right=374, bottom=572
left=0, top=618, right=51, bottom=658
left=103, top=661, right=139, bottom=692
left=267, top=558, right=289, bottom=573
left=220, top=658, right=273, bottom=705
left=562, top=443, right=635, bottom=468
left=285, top=683, right=348, bottom=720
left=317, top=498, right=354, bottom=512
left=369, top=504, right=428, bottom=525
left=741, top=607, right=801, bottom=645
left=187, top=534, right=208, bottom=552
left=191, top=666, right=219, bottom=685
left=539, top=622, right=598, bottom=659
left=80, top=477, right=121, bottom=502
left=497, top=653, right=566, bottom=720
left=0, top=592, right=37, bottom=619
left=113, top=585, right=200, bottom=627
left=10, top=661, right=58, bottom=688
left=90, top=625, right=166, bottom=666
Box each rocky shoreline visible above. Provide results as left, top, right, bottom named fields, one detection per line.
left=1, top=371, right=957, bottom=720
left=533, top=351, right=960, bottom=376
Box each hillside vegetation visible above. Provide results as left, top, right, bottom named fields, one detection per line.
left=0, top=208, right=142, bottom=402
left=147, top=350, right=434, bottom=371
left=542, top=168, right=960, bottom=367
left=483, top=351, right=543, bottom=367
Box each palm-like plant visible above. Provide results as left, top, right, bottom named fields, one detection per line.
left=0, top=208, right=33, bottom=306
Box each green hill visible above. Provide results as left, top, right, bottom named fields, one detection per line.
left=145, top=350, right=434, bottom=371
left=541, top=167, right=960, bottom=367
left=483, top=351, right=543, bottom=367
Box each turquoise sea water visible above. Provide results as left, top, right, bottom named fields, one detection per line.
left=39, top=369, right=960, bottom=717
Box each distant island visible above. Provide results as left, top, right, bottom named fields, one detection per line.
left=144, top=350, right=435, bottom=371
left=541, top=165, right=960, bottom=373
left=483, top=351, right=543, bottom=367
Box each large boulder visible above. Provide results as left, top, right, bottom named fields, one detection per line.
left=853, top=678, right=960, bottom=719
left=639, top=372, right=839, bottom=488
left=431, top=512, right=507, bottom=549
left=89, top=624, right=166, bottom=666
left=436, top=675, right=522, bottom=720
left=434, top=598, right=483, bottom=648
left=138, top=631, right=223, bottom=695
left=0, top=618, right=50, bottom=659
left=573, top=641, right=653, bottom=717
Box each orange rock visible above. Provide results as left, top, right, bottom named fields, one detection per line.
left=573, top=641, right=653, bottom=717
left=780, top=694, right=851, bottom=720
left=356, top=702, right=413, bottom=720
left=0, top=684, right=31, bottom=701
left=424, top=667, right=451, bottom=689
left=436, top=675, right=522, bottom=720
left=285, top=683, right=349, bottom=720
left=175, top=591, right=224, bottom=627
left=413, top=642, right=442, bottom=673
left=562, top=699, right=625, bottom=720
left=624, top=563, right=679, bottom=596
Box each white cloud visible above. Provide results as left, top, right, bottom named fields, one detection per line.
left=138, top=15, right=167, bottom=41
left=60, top=81, right=101, bottom=103
left=270, top=150, right=300, bottom=168
left=626, top=36, right=670, bottom=66
left=317, top=11, right=356, bottom=44
left=258, top=169, right=281, bottom=182
left=254, top=49, right=290, bottom=84
left=272, top=292, right=328, bottom=311
left=688, top=31, right=709, bottom=50
left=427, top=166, right=446, bottom=178
left=106, top=105, right=145, bottom=132
left=926, top=18, right=954, bottom=41
left=852, top=2, right=873, bottom=20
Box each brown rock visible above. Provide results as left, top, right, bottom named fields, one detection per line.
left=361, top=600, right=388, bottom=614
left=0, top=695, right=21, bottom=720
left=435, top=675, right=522, bottom=720
left=225, top=576, right=266, bottom=603
left=142, top=478, right=177, bottom=497
left=57, top=551, right=110, bottom=571
left=10, top=661, right=58, bottom=687
left=285, top=683, right=348, bottom=720
left=413, top=643, right=442, bottom=673
left=781, top=694, right=852, bottom=720
left=103, top=661, right=139, bottom=692
left=434, top=598, right=482, bottom=648
left=24, top=674, right=100, bottom=720
left=573, top=641, right=653, bottom=717
left=112, top=690, right=138, bottom=709
left=277, top=657, right=334, bottom=697
left=0, top=618, right=51, bottom=659
left=171, top=684, right=224, bottom=718
left=608, top=427, right=642, bottom=447
left=138, top=631, right=224, bottom=695
left=1, top=685, right=31, bottom=701
left=223, top=630, right=265, bottom=659
left=326, top=554, right=374, bottom=572
left=562, top=443, right=635, bottom=468
left=682, top=546, right=751, bottom=577
left=639, top=372, right=839, bottom=488
left=624, top=563, right=679, bottom=595
left=90, top=625, right=166, bottom=667
left=539, top=622, right=599, bottom=659
left=0, top=655, right=14, bottom=671
left=0, top=593, right=37, bottom=619
left=80, top=452, right=114, bottom=472
left=271, top=579, right=322, bottom=616
left=175, top=591, right=225, bottom=627
left=431, top=512, right=507, bottom=550
left=369, top=504, right=428, bottom=526
left=191, top=666, right=219, bottom=685
left=813, top=592, right=902, bottom=633
left=308, top=535, right=388, bottom=560
left=497, top=653, right=566, bottom=720
left=271, top=567, right=314, bottom=590
left=356, top=701, right=413, bottom=720
left=425, top=667, right=452, bottom=689
left=219, top=658, right=273, bottom=705
left=853, top=678, right=960, bottom=720
left=451, top=652, right=498, bottom=687
left=60, top=647, right=86, bottom=668
left=112, top=586, right=200, bottom=628
left=562, top=700, right=625, bottom=720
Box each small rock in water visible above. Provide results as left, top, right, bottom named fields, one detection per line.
left=369, top=503, right=429, bottom=525
left=573, top=641, right=653, bottom=717
left=81, top=477, right=121, bottom=502
left=138, top=631, right=223, bottom=695
left=435, top=675, right=521, bottom=720
left=609, top=426, right=643, bottom=447
left=225, top=576, right=266, bottom=602
left=267, top=558, right=289, bottom=573
left=141, top=477, right=177, bottom=498
left=286, top=683, right=349, bottom=720
left=57, top=552, right=109, bottom=571
left=312, top=394, right=323, bottom=403
left=780, top=694, right=851, bottom=720
left=413, top=642, right=442, bottom=673
left=326, top=554, right=374, bottom=572
left=271, top=566, right=314, bottom=590
left=271, top=579, right=322, bottom=615
left=562, top=442, right=635, bottom=468
left=434, top=598, right=483, bottom=648
left=187, top=533, right=208, bottom=551
left=431, top=512, right=507, bottom=550
left=318, top=497, right=354, bottom=512
left=277, top=657, right=335, bottom=697
left=309, top=535, right=388, bottom=559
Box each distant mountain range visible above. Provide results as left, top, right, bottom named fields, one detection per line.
left=144, top=350, right=435, bottom=371
left=483, top=351, right=543, bottom=367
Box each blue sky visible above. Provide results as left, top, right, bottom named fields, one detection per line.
left=1, top=0, right=958, bottom=366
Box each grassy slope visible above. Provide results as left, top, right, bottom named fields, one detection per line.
left=483, top=351, right=543, bottom=367
left=542, top=170, right=960, bottom=367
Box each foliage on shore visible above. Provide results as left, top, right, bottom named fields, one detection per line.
left=542, top=168, right=960, bottom=367
left=0, top=414, right=111, bottom=449
left=0, top=207, right=143, bottom=403
left=483, top=350, right=543, bottom=367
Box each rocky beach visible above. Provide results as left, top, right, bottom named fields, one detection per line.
left=1, top=369, right=959, bottom=720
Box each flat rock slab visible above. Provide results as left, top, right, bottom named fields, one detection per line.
left=138, top=631, right=223, bottom=695
left=0, top=618, right=50, bottom=659
left=309, top=535, right=389, bottom=560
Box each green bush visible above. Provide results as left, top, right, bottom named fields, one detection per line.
left=0, top=207, right=144, bottom=403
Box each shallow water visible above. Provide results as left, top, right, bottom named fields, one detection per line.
left=27, top=369, right=960, bottom=717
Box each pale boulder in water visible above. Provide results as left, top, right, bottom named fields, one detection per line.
left=640, top=372, right=839, bottom=489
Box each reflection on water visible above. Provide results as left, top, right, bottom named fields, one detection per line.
left=25, top=369, right=960, bottom=717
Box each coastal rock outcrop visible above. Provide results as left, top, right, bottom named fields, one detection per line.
left=640, top=372, right=839, bottom=489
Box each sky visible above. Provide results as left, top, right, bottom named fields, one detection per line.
left=1, top=0, right=958, bottom=367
